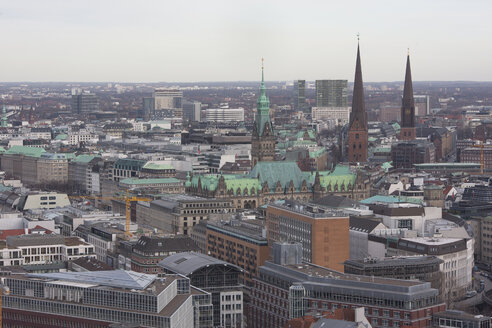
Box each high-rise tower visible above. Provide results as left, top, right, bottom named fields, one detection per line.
left=347, top=43, right=368, bottom=163
left=251, top=59, right=275, bottom=167
left=400, top=54, right=416, bottom=140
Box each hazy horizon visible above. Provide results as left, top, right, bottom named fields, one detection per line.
left=1, top=0, right=491, bottom=82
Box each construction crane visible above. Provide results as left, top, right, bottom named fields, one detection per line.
left=69, top=191, right=151, bottom=236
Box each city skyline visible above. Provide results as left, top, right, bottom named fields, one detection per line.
left=1, top=0, right=492, bottom=82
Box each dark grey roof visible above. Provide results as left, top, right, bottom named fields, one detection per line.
left=312, top=195, right=360, bottom=209
left=312, top=319, right=358, bottom=328
left=7, top=234, right=66, bottom=247
left=349, top=217, right=382, bottom=233
left=28, top=270, right=155, bottom=290
left=133, top=235, right=200, bottom=253
left=158, top=251, right=242, bottom=276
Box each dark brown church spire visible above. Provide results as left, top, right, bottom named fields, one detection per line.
left=347, top=40, right=368, bottom=163
left=349, top=43, right=367, bottom=130
left=400, top=52, right=416, bottom=140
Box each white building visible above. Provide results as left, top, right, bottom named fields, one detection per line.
left=0, top=234, right=95, bottom=266
left=312, top=106, right=350, bottom=125
left=17, top=193, right=70, bottom=211
left=205, top=108, right=244, bottom=122
left=393, top=236, right=473, bottom=301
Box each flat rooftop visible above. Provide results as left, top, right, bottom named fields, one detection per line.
left=402, top=237, right=461, bottom=246
left=268, top=200, right=348, bottom=219
left=284, top=262, right=421, bottom=287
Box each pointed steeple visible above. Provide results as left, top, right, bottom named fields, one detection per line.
left=399, top=52, right=417, bottom=141
left=349, top=42, right=367, bottom=130
left=401, top=53, right=415, bottom=127
left=255, top=58, right=271, bottom=136
left=347, top=39, right=368, bottom=163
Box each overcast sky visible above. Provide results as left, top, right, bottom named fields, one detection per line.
left=0, top=0, right=491, bottom=82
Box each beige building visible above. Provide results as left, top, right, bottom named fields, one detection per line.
left=136, top=195, right=235, bottom=235
left=0, top=146, right=69, bottom=186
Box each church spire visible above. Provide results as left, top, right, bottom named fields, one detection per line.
left=349, top=41, right=367, bottom=130
left=400, top=52, right=416, bottom=140
left=347, top=39, right=368, bottom=163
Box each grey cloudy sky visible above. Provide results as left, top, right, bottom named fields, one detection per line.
left=0, top=0, right=491, bottom=82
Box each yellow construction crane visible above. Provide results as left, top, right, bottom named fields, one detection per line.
left=69, top=191, right=151, bottom=236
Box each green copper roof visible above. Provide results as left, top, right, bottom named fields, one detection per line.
left=373, top=147, right=391, bottom=153
left=0, top=146, right=6, bottom=154
left=293, top=140, right=317, bottom=147
left=142, top=162, right=174, bottom=170
left=392, top=122, right=401, bottom=133
left=317, top=165, right=356, bottom=189
left=5, top=146, right=46, bottom=158
left=225, top=178, right=262, bottom=195
left=255, top=63, right=272, bottom=137
left=249, top=161, right=307, bottom=191
left=368, top=137, right=377, bottom=142
left=55, top=133, right=67, bottom=140
left=120, top=178, right=181, bottom=185
left=309, top=148, right=326, bottom=158
left=381, top=161, right=393, bottom=170
left=190, top=175, right=220, bottom=191
left=73, top=154, right=99, bottom=163
left=360, top=195, right=423, bottom=205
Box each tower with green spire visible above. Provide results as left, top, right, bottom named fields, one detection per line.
left=1, top=105, right=7, bottom=128
left=251, top=59, right=275, bottom=167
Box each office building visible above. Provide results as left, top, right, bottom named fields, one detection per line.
left=266, top=200, right=349, bottom=272
left=461, top=146, right=492, bottom=170
left=205, top=218, right=269, bottom=287
left=391, top=141, right=436, bottom=168
left=432, top=310, right=492, bottom=328
left=153, top=88, right=183, bottom=117
left=375, top=236, right=474, bottom=301
left=2, top=270, right=214, bottom=327
left=71, top=92, right=99, bottom=114
left=136, top=194, right=235, bottom=235
left=143, top=96, right=155, bottom=120
left=183, top=100, right=202, bottom=122
left=294, top=80, right=307, bottom=112
left=1, top=146, right=70, bottom=186
left=248, top=242, right=445, bottom=328
left=205, top=108, right=244, bottom=122
left=315, top=80, right=347, bottom=107
left=347, top=44, right=368, bottom=162
left=131, top=235, right=200, bottom=273
left=0, top=234, right=95, bottom=266
left=414, top=95, right=430, bottom=116
left=311, top=106, right=350, bottom=125
left=68, top=155, right=103, bottom=195
left=344, top=256, right=444, bottom=297
left=160, top=252, right=244, bottom=328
